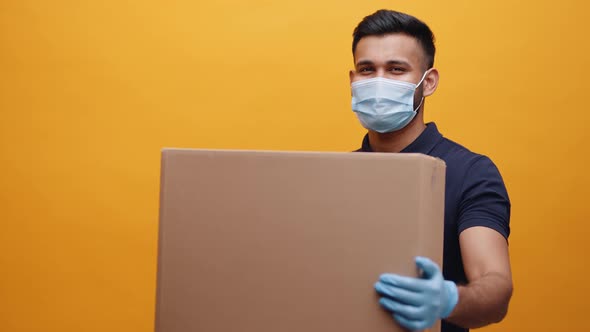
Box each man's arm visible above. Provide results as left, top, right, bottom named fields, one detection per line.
left=445, top=226, right=513, bottom=328
left=375, top=156, right=512, bottom=331
left=374, top=226, right=512, bottom=331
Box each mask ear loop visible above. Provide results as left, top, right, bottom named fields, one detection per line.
left=413, top=96, right=425, bottom=113
left=415, top=68, right=432, bottom=89
left=413, top=68, right=432, bottom=112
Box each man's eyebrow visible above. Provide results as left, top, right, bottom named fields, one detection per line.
left=385, top=60, right=411, bottom=67
left=355, top=60, right=374, bottom=67
left=355, top=59, right=412, bottom=67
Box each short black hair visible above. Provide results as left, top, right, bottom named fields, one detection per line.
left=352, top=10, right=436, bottom=69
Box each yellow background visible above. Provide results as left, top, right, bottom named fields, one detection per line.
left=1, top=0, right=588, bottom=331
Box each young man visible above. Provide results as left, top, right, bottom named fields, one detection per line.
left=350, top=10, right=513, bottom=332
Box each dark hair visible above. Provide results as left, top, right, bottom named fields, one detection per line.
left=352, top=10, right=436, bottom=69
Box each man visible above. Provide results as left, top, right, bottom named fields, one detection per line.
left=349, top=10, right=513, bottom=332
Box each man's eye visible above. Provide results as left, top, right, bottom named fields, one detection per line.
left=390, top=67, right=405, bottom=72
left=359, top=67, right=374, bottom=73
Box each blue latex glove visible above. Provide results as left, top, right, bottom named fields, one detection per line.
left=374, top=256, right=459, bottom=331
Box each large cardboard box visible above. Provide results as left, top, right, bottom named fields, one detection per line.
left=155, top=149, right=446, bottom=332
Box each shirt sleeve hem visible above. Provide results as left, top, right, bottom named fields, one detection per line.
left=458, top=218, right=509, bottom=239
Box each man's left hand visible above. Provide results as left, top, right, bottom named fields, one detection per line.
left=375, top=256, right=459, bottom=331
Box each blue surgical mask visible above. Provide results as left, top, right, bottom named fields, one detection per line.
left=351, top=71, right=429, bottom=133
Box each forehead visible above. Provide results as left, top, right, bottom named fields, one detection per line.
left=354, top=33, right=425, bottom=67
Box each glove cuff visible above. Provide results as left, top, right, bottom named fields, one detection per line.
left=441, top=280, right=459, bottom=319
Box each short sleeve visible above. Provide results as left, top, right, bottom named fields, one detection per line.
left=457, top=156, right=511, bottom=239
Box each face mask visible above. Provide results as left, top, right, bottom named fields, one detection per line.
left=351, top=70, right=429, bottom=133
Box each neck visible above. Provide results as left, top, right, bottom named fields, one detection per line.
left=367, top=114, right=427, bottom=153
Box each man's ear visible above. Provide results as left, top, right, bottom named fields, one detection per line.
left=349, top=70, right=356, bottom=96
left=349, top=69, right=355, bottom=85
left=423, top=68, right=439, bottom=97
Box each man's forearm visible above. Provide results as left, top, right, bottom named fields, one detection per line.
left=445, top=272, right=513, bottom=328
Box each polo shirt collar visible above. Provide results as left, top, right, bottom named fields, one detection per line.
left=358, top=122, right=443, bottom=154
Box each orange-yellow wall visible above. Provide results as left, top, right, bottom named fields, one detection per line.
left=1, top=1, right=588, bottom=331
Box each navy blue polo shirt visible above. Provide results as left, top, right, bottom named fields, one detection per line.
left=356, top=122, right=510, bottom=332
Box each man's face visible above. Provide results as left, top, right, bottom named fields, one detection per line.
left=350, top=33, right=431, bottom=107
left=350, top=33, right=428, bottom=83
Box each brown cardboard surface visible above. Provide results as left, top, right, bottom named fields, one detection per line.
left=155, top=149, right=446, bottom=332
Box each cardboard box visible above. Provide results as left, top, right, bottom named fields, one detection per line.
left=155, top=149, right=446, bottom=332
